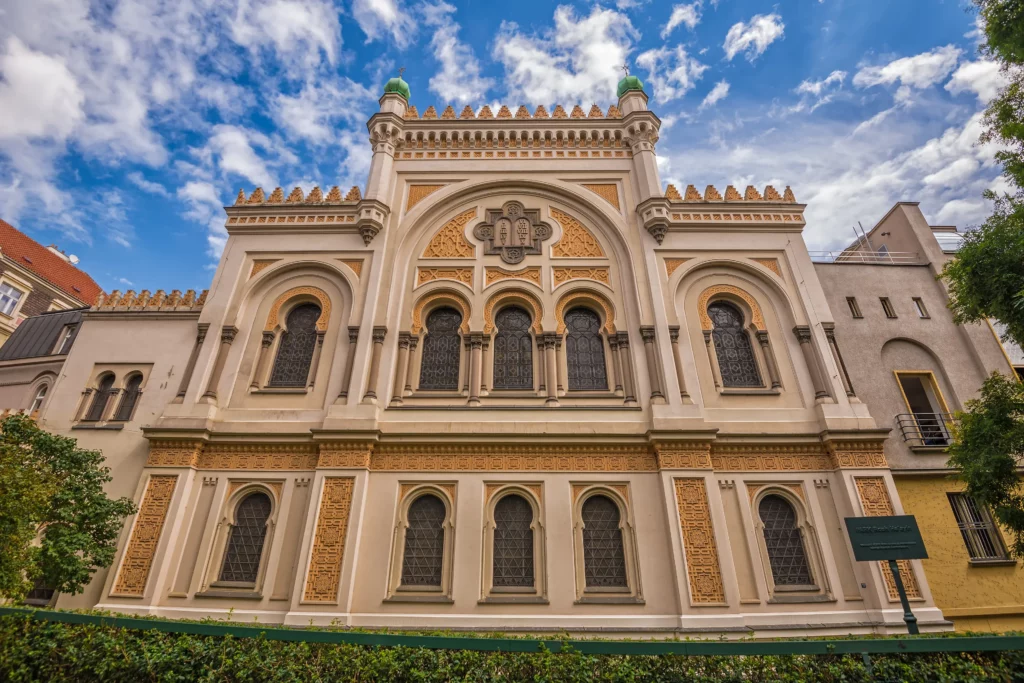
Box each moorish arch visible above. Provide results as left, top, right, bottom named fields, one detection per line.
left=554, top=287, right=617, bottom=334
left=411, top=287, right=472, bottom=334
left=483, top=287, right=543, bottom=335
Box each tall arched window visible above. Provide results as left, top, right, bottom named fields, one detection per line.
left=219, top=492, right=272, bottom=584
left=113, top=374, right=143, bottom=421
left=29, top=384, right=48, bottom=414
left=709, top=302, right=762, bottom=387
left=268, top=303, right=321, bottom=387
left=493, top=494, right=534, bottom=588
left=84, top=374, right=115, bottom=421
left=401, top=494, right=447, bottom=588
left=565, top=307, right=607, bottom=391
left=759, top=495, right=813, bottom=586
left=419, top=307, right=462, bottom=390
left=493, top=306, right=533, bottom=390
left=581, top=495, right=628, bottom=588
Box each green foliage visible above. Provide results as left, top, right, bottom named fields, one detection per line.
left=974, top=1, right=1024, bottom=192
left=948, top=373, right=1024, bottom=557
left=974, top=1, right=1024, bottom=66
left=1, top=614, right=1022, bottom=683
left=0, top=415, right=135, bottom=601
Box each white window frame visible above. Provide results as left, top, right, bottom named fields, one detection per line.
left=0, top=281, right=25, bottom=317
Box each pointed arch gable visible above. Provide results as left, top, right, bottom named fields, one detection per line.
left=411, top=289, right=471, bottom=334
left=483, top=288, right=543, bottom=334
left=697, top=285, right=766, bottom=331
left=421, top=208, right=477, bottom=258
left=265, top=286, right=331, bottom=332
left=550, top=208, right=606, bottom=258
left=555, top=288, right=616, bottom=334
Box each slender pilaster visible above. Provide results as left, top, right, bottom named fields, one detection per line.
left=362, top=326, right=387, bottom=403
left=823, top=323, right=855, bottom=396
left=175, top=324, right=209, bottom=402
left=480, top=336, right=490, bottom=395
left=608, top=333, right=623, bottom=395
left=555, top=336, right=564, bottom=395
left=391, top=333, right=412, bottom=406
left=793, top=325, right=829, bottom=399
left=616, top=332, right=636, bottom=406
left=543, top=334, right=559, bottom=406
left=307, top=331, right=326, bottom=388
left=668, top=326, right=690, bottom=402
left=202, top=326, right=237, bottom=402
left=703, top=330, right=722, bottom=388
left=404, top=336, right=418, bottom=394
left=537, top=335, right=546, bottom=392
left=640, top=325, right=665, bottom=401
left=251, top=331, right=275, bottom=389
left=468, top=333, right=483, bottom=406
left=338, top=327, right=359, bottom=400
left=755, top=331, right=782, bottom=389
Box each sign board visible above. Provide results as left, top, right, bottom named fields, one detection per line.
left=844, top=515, right=928, bottom=562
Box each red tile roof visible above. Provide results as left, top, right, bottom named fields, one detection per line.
left=0, top=218, right=103, bottom=305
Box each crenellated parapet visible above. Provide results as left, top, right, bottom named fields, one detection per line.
left=234, top=186, right=362, bottom=206
left=226, top=185, right=385, bottom=244
left=93, top=289, right=207, bottom=312
left=665, top=184, right=797, bottom=203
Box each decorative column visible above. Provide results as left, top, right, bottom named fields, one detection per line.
left=175, top=323, right=209, bottom=402
left=391, top=333, right=412, bottom=406
left=608, top=334, right=623, bottom=395
left=338, top=326, right=359, bottom=400
left=793, top=325, right=829, bottom=399
left=467, top=333, right=484, bottom=406
left=543, top=334, right=559, bottom=406
left=703, top=330, right=722, bottom=388
left=480, top=336, right=490, bottom=396
left=307, top=331, right=326, bottom=389
left=537, top=335, right=546, bottom=393
left=202, top=326, right=237, bottom=402
left=250, top=332, right=275, bottom=389
left=555, top=336, right=564, bottom=395
left=823, top=323, right=856, bottom=396
left=361, top=326, right=387, bottom=403
left=616, top=332, right=637, bottom=406
left=754, top=331, right=782, bottom=389
left=668, top=326, right=690, bottom=402
left=404, top=336, right=418, bottom=393
left=74, top=389, right=93, bottom=421
left=639, top=325, right=665, bottom=401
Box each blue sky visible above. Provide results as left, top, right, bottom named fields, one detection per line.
left=0, top=0, right=1008, bottom=292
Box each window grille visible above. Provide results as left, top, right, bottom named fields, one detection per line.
left=268, top=303, right=321, bottom=387
left=493, top=306, right=533, bottom=390
left=759, top=495, right=813, bottom=586
left=492, top=494, right=535, bottom=588
left=565, top=307, right=608, bottom=391
left=401, top=494, right=447, bottom=587
left=84, top=374, right=115, bottom=422
left=419, top=307, right=462, bottom=390
left=948, top=493, right=1008, bottom=561
left=113, top=375, right=143, bottom=421
left=219, top=492, right=272, bottom=584
left=581, top=495, right=628, bottom=588
left=708, top=302, right=763, bottom=387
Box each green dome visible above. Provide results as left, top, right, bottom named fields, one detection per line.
left=383, top=76, right=410, bottom=101
left=617, top=74, right=645, bottom=98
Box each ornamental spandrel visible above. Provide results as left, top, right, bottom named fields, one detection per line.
left=473, top=201, right=552, bottom=265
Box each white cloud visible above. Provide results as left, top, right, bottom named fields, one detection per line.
left=0, top=38, right=84, bottom=141
left=352, top=0, right=417, bottom=48
left=206, top=125, right=274, bottom=187
left=853, top=45, right=961, bottom=90
left=178, top=180, right=229, bottom=256
left=272, top=79, right=376, bottom=142
left=231, top=0, right=342, bottom=67
left=636, top=46, right=707, bottom=104
left=723, top=13, right=784, bottom=62
left=493, top=6, right=638, bottom=106
left=699, top=80, right=729, bottom=110
left=127, top=172, right=171, bottom=198
left=796, top=70, right=846, bottom=97
left=423, top=2, right=493, bottom=105
left=118, top=277, right=134, bottom=286
left=945, top=59, right=1011, bottom=104
left=662, top=3, right=702, bottom=39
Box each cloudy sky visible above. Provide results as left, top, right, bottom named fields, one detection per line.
left=0, top=0, right=1009, bottom=291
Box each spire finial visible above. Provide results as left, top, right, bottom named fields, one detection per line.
left=398, top=66, right=406, bottom=79
left=621, top=63, right=629, bottom=77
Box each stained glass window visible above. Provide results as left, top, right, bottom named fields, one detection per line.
left=493, top=306, right=533, bottom=390
left=581, top=495, right=628, bottom=588
left=493, top=494, right=535, bottom=588
left=709, top=302, right=763, bottom=387
left=84, top=374, right=115, bottom=422
left=759, top=495, right=813, bottom=586
left=268, top=303, right=321, bottom=387
left=219, top=492, right=272, bottom=584
left=113, top=374, right=143, bottom=421
left=401, top=494, right=447, bottom=587
left=565, top=307, right=607, bottom=391
left=419, top=307, right=462, bottom=390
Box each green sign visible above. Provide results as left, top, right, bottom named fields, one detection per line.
left=844, top=515, right=928, bottom=562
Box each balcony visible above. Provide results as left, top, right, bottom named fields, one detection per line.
left=896, top=412, right=954, bottom=450
left=810, top=250, right=922, bottom=265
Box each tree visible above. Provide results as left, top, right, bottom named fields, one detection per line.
left=0, top=414, right=135, bottom=602
left=975, top=1, right=1024, bottom=193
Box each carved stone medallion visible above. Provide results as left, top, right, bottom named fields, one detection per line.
left=473, top=201, right=553, bottom=265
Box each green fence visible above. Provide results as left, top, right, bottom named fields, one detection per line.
left=2, top=606, right=1023, bottom=656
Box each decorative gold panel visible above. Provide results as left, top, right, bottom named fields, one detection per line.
left=302, top=478, right=355, bottom=603
left=407, top=184, right=445, bottom=212
left=855, top=477, right=922, bottom=601
left=422, top=208, right=477, bottom=258
left=249, top=260, right=277, bottom=279
left=113, top=475, right=178, bottom=596
left=416, top=267, right=473, bottom=287
left=318, top=442, right=373, bottom=468
left=752, top=258, right=782, bottom=278
left=226, top=480, right=284, bottom=501
left=411, top=290, right=472, bottom=334
left=146, top=440, right=204, bottom=468
left=572, top=483, right=629, bottom=503
left=339, top=259, right=363, bottom=277
left=483, top=289, right=543, bottom=334
left=485, top=266, right=541, bottom=287
left=581, top=184, right=620, bottom=210
left=554, top=289, right=616, bottom=334
left=711, top=445, right=832, bottom=472
left=485, top=482, right=543, bottom=502
left=746, top=482, right=806, bottom=503
left=198, top=444, right=318, bottom=471
left=655, top=442, right=713, bottom=469
left=550, top=208, right=605, bottom=258
left=553, top=267, right=610, bottom=288
left=697, top=285, right=766, bottom=331
left=826, top=440, right=888, bottom=469
left=674, top=478, right=726, bottom=604
left=664, top=258, right=690, bottom=277
left=265, top=286, right=331, bottom=332
left=372, top=445, right=657, bottom=472
left=399, top=482, right=457, bottom=503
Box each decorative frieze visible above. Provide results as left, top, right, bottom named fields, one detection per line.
left=112, top=475, right=178, bottom=596
left=697, top=285, right=767, bottom=331
left=317, top=442, right=374, bottom=469
left=826, top=440, right=888, bottom=469
left=855, top=477, right=922, bottom=601
left=421, top=208, right=477, bottom=258
left=198, top=444, right=319, bottom=471
left=411, top=290, right=472, bottom=334
left=416, top=267, right=474, bottom=287
left=674, top=478, right=726, bottom=604
left=711, top=445, right=832, bottom=472
left=752, top=258, right=782, bottom=277
left=302, top=478, right=355, bottom=603
left=372, top=444, right=657, bottom=472
left=552, top=267, right=610, bottom=288
left=94, top=289, right=206, bottom=311
left=664, top=258, right=690, bottom=277
left=654, top=442, right=713, bottom=469
left=484, top=266, right=542, bottom=288
left=146, top=440, right=204, bottom=468
left=265, top=286, right=331, bottom=332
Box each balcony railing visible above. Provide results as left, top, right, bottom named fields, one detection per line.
left=809, top=250, right=922, bottom=264
left=896, top=412, right=954, bottom=448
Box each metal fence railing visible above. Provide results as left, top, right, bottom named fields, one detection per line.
left=896, top=412, right=954, bottom=448
left=809, top=250, right=922, bottom=265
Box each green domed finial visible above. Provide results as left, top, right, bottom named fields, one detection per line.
left=384, top=67, right=410, bottom=101
left=617, top=62, right=644, bottom=98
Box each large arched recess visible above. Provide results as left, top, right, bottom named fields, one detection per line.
left=378, top=178, right=647, bottom=335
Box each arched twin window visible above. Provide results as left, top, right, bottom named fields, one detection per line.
left=492, top=494, right=535, bottom=588
left=564, top=307, right=607, bottom=391
left=268, top=303, right=321, bottom=387
left=759, top=494, right=813, bottom=587
left=113, top=374, right=143, bottom=421
left=709, top=302, right=762, bottom=387
left=84, top=374, right=116, bottom=421
left=581, top=495, right=628, bottom=588
left=400, top=494, right=447, bottom=588
left=219, top=492, right=272, bottom=585
left=419, top=307, right=462, bottom=390
left=493, top=306, right=533, bottom=390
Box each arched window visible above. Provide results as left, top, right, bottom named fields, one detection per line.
left=219, top=492, right=272, bottom=584
left=565, top=307, right=607, bottom=391
left=84, top=374, right=115, bottom=422
left=113, top=374, right=143, bottom=421
left=709, top=302, right=762, bottom=387
left=401, top=494, right=447, bottom=587
left=419, top=307, right=462, bottom=390
left=268, top=303, right=321, bottom=387
left=581, top=495, right=628, bottom=588
left=493, top=306, right=533, bottom=390
left=29, top=384, right=48, bottom=414
left=759, top=495, right=813, bottom=586
left=493, top=494, right=534, bottom=588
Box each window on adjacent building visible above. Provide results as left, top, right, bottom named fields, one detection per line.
left=581, top=495, right=628, bottom=588
left=83, top=374, right=115, bottom=422
left=846, top=297, right=862, bottom=319
left=565, top=307, right=607, bottom=391
left=419, top=307, right=462, bottom=391
left=113, top=374, right=143, bottom=422
left=492, top=494, right=535, bottom=589
left=29, top=385, right=48, bottom=414
left=948, top=493, right=1008, bottom=561
left=913, top=297, right=929, bottom=319
left=54, top=325, right=76, bottom=354
left=493, top=306, right=533, bottom=390
left=0, top=283, right=24, bottom=316
left=268, top=303, right=321, bottom=387
left=218, top=492, right=272, bottom=585
left=708, top=301, right=763, bottom=388
left=895, top=372, right=950, bottom=447
left=759, top=495, right=814, bottom=587
left=880, top=297, right=897, bottom=319
left=400, top=494, right=447, bottom=588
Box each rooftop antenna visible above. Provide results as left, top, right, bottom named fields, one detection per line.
left=858, top=221, right=876, bottom=253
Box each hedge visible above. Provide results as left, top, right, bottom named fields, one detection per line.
left=2, top=613, right=1024, bottom=682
